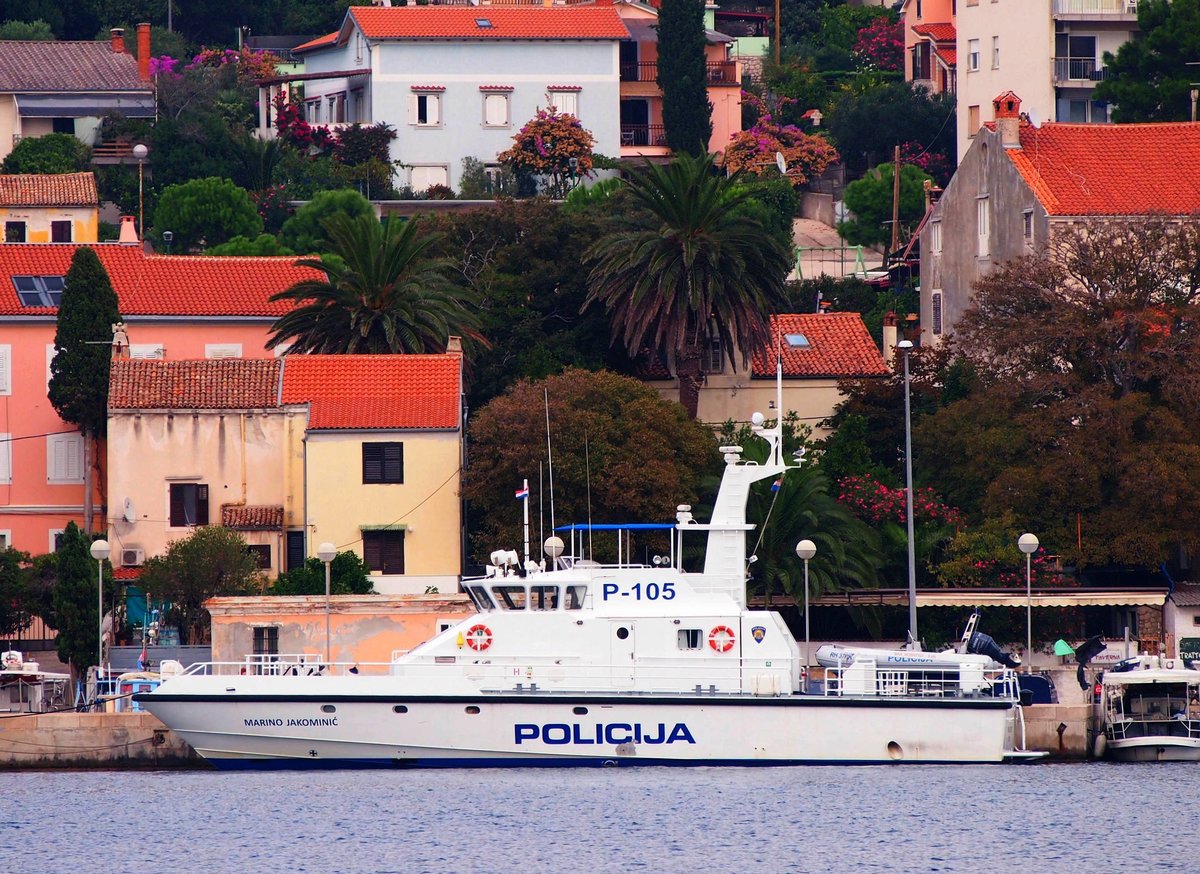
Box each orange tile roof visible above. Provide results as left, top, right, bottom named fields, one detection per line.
left=221, top=505, right=285, bottom=530
left=912, top=22, right=955, bottom=42
left=0, top=172, right=98, bottom=207
left=281, top=354, right=462, bottom=430
left=1008, top=122, right=1200, bottom=216
left=109, top=359, right=282, bottom=409
left=348, top=6, right=630, bottom=41
left=750, top=313, right=888, bottom=379
left=0, top=245, right=320, bottom=317
left=934, top=45, right=956, bottom=66
left=293, top=31, right=339, bottom=52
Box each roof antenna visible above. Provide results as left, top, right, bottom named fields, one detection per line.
left=544, top=387, right=555, bottom=532
left=584, top=433, right=593, bottom=561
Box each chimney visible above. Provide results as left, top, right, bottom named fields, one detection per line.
left=136, top=22, right=151, bottom=81
left=993, top=91, right=1022, bottom=149
left=882, top=312, right=899, bottom=366
left=118, top=216, right=138, bottom=245
left=110, top=28, right=125, bottom=54
left=447, top=336, right=463, bottom=353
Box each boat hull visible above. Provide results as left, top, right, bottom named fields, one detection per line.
left=140, top=691, right=1025, bottom=768
left=1106, top=737, right=1200, bottom=762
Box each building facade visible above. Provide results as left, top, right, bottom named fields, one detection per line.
left=902, top=0, right=957, bottom=95
left=0, top=173, right=99, bottom=244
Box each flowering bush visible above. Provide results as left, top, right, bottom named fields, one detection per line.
left=837, top=474, right=965, bottom=528
left=188, top=47, right=282, bottom=85
left=854, top=17, right=904, bottom=72
left=899, top=141, right=954, bottom=187
left=251, top=184, right=293, bottom=232
left=273, top=92, right=337, bottom=155
left=149, top=55, right=181, bottom=79
left=498, top=108, right=595, bottom=198
left=722, top=91, right=839, bottom=186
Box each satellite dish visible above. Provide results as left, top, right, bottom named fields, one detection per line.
left=1026, top=107, right=1042, bottom=129
left=123, top=497, right=136, bottom=523
left=775, top=151, right=787, bottom=175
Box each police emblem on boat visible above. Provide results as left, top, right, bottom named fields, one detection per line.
left=751, top=626, right=767, bottom=643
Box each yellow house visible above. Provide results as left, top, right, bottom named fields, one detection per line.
left=0, top=172, right=99, bottom=243
left=281, top=351, right=465, bottom=595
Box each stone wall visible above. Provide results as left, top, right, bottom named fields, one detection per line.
left=0, top=712, right=200, bottom=769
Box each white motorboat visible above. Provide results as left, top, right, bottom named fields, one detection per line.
left=1094, top=655, right=1200, bottom=762
left=0, top=650, right=70, bottom=713
left=137, top=378, right=1040, bottom=768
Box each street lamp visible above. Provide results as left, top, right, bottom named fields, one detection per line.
left=795, top=539, right=817, bottom=674
left=317, top=542, right=336, bottom=665
left=897, top=338, right=917, bottom=647
left=132, top=143, right=148, bottom=241
left=89, top=539, right=110, bottom=678
left=1018, top=532, right=1039, bottom=673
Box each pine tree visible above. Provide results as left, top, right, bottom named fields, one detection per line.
left=48, top=248, right=121, bottom=533
left=656, top=0, right=713, bottom=156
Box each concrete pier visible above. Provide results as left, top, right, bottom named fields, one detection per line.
left=0, top=712, right=202, bottom=769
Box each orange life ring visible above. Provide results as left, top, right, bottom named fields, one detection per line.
left=466, top=624, right=493, bottom=651
left=708, top=625, right=736, bottom=653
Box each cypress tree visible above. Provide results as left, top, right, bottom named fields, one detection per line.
left=657, top=0, right=713, bottom=156
left=48, top=247, right=121, bottom=533
left=51, top=522, right=105, bottom=674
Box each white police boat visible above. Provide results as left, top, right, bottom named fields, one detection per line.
left=137, top=383, right=1040, bottom=768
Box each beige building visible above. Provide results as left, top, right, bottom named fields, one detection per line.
left=0, top=172, right=99, bottom=243
left=645, top=312, right=888, bottom=434
left=955, top=0, right=1138, bottom=161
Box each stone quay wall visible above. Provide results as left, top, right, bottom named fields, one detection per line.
left=0, top=712, right=202, bottom=769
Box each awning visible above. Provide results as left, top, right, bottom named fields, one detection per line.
left=802, top=587, right=1169, bottom=609
left=16, top=92, right=156, bottom=118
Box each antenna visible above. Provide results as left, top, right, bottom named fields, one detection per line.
left=775, top=151, right=787, bottom=175
left=544, top=388, right=555, bottom=531
left=1026, top=107, right=1042, bottom=129
left=122, top=497, right=136, bottom=523
left=584, top=434, right=593, bottom=561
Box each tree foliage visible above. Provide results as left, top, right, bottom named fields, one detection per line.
left=462, top=369, right=721, bottom=558
left=826, top=82, right=955, bottom=172
left=656, top=0, right=712, bottom=155
left=722, top=92, right=839, bottom=186
left=270, top=551, right=374, bottom=596
left=1, top=132, right=91, bottom=174
left=837, top=162, right=933, bottom=247
left=853, top=16, right=904, bottom=72
left=50, top=522, right=107, bottom=672
left=279, top=188, right=375, bottom=255
left=1094, top=0, right=1200, bottom=122
left=137, top=526, right=264, bottom=644
left=584, top=152, right=791, bottom=418
left=0, top=547, right=33, bottom=639
left=0, top=18, right=54, bottom=39
left=498, top=108, right=595, bottom=198
left=268, top=213, right=482, bottom=355
left=151, top=176, right=262, bottom=251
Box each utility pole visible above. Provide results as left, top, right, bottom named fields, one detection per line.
left=890, top=145, right=902, bottom=258
left=774, top=0, right=781, bottom=66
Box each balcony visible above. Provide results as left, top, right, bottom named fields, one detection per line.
left=1053, top=57, right=1109, bottom=83
left=620, top=61, right=739, bottom=85
left=620, top=123, right=667, bottom=148
left=1052, top=0, right=1137, bottom=17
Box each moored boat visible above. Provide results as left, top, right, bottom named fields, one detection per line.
left=1094, top=655, right=1200, bottom=762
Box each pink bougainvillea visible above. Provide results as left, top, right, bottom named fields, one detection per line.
left=899, top=141, right=954, bottom=187
left=837, top=474, right=965, bottom=529
left=272, top=92, right=337, bottom=155
left=188, top=47, right=282, bottom=84
left=722, top=91, right=839, bottom=186
left=854, top=17, right=904, bottom=72
left=498, top=108, right=595, bottom=197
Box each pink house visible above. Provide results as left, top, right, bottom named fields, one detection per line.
left=0, top=243, right=320, bottom=555
left=901, top=0, right=956, bottom=95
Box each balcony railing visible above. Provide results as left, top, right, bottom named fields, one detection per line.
left=620, top=124, right=667, bottom=148
left=1053, top=0, right=1137, bottom=14
left=1053, top=57, right=1109, bottom=82
left=620, top=61, right=739, bottom=84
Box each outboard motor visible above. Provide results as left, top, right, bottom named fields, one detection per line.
left=1074, top=634, right=1107, bottom=690
left=967, top=630, right=1022, bottom=669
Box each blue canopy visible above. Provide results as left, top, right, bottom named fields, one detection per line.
left=554, top=523, right=675, bottom=531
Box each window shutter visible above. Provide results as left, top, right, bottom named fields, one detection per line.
left=364, top=533, right=381, bottom=570
left=932, top=292, right=943, bottom=336
left=0, top=345, right=11, bottom=395
left=196, top=484, right=209, bottom=525
left=383, top=443, right=403, bottom=483
left=170, top=484, right=185, bottom=527
left=363, top=444, right=382, bottom=483
left=427, top=94, right=440, bottom=126
left=382, top=532, right=405, bottom=574
left=408, top=93, right=418, bottom=125
left=286, top=531, right=306, bottom=572
left=0, top=434, right=11, bottom=484
left=484, top=94, right=507, bottom=126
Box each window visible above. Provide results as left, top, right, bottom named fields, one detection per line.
left=130, top=344, right=164, bottom=359
left=1023, top=209, right=1034, bottom=247
left=785, top=333, right=810, bottom=348
left=931, top=291, right=943, bottom=336
left=205, top=343, right=242, bottom=359
left=4, top=222, right=25, bottom=243
left=928, top=221, right=942, bottom=254
left=0, top=433, right=10, bottom=484
left=169, top=483, right=209, bottom=527
left=363, top=529, right=405, bottom=574
left=47, top=432, right=84, bottom=483
left=409, top=91, right=442, bottom=126
left=0, top=344, right=10, bottom=395
left=548, top=89, right=579, bottom=117
left=703, top=335, right=723, bottom=373
left=328, top=92, right=346, bottom=123
left=483, top=93, right=510, bottom=127
left=409, top=165, right=448, bottom=193
left=916, top=0, right=922, bottom=15
left=252, top=626, right=279, bottom=666
left=967, top=39, right=980, bottom=71
left=992, top=36, right=1000, bottom=69
left=0, top=531, right=9, bottom=550
left=49, top=529, right=64, bottom=553
left=362, top=442, right=403, bottom=484
left=967, top=104, right=981, bottom=137
left=678, top=629, right=703, bottom=650
left=12, top=276, right=63, bottom=307
left=49, top=220, right=72, bottom=243
left=247, top=544, right=271, bottom=569
left=977, top=197, right=990, bottom=258
left=286, top=531, right=306, bottom=572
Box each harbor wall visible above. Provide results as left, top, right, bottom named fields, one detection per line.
left=1024, top=703, right=1093, bottom=758
left=0, top=712, right=201, bottom=769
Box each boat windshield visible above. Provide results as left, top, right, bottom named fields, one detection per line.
left=484, top=583, right=587, bottom=610
left=464, top=585, right=495, bottom=611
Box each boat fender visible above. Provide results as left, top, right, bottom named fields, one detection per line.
left=466, top=624, right=493, bottom=651
left=1093, top=732, right=1107, bottom=759
left=708, top=625, right=736, bottom=653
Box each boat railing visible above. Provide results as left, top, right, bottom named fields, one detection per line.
left=818, top=657, right=1021, bottom=700
left=178, top=654, right=397, bottom=677
left=1107, top=694, right=1200, bottom=740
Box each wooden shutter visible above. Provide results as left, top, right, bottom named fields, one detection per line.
left=484, top=94, right=507, bottom=126
left=196, top=484, right=209, bottom=525
left=363, top=444, right=383, bottom=483
left=381, top=531, right=404, bottom=574
left=383, top=443, right=403, bottom=483
left=169, top=484, right=185, bottom=527
left=286, top=531, right=306, bottom=571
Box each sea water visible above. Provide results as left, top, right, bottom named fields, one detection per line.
left=0, top=763, right=1191, bottom=872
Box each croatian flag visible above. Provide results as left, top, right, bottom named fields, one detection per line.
left=137, top=642, right=148, bottom=671
left=515, top=486, right=529, bottom=500
left=771, top=477, right=783, bottom=493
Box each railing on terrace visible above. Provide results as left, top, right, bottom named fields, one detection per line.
left=1052, top=0, right=1137, bottom=14
left=620, top=123, right=667, bottom=147
left=92, top=139, right=137, bottom=160
left=620, top=61, right=738, bottom=84
left=1053, top=57, right=1108, bottom=82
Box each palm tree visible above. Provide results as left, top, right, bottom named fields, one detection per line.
left=267, top=213, right=482, bottom=354
left=584, top=152, right=791, bottom=418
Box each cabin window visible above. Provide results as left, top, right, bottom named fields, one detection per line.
left=491, top=585, right=528, bottom=610
left=465, top=705, right=481, bottom=715
left=573, top=706, right=588, bottom=715
left=321, top=705, right=336, bottom=713
left=677, top=629, right=703, bottom=650
left=465, top=585, right=496, bottom=611
left=564, top=585, right=586, bottom=610
left=530, top=585, right=559, bottom=610
left=394, top=705, right=408, bottom=713
left=616, top=626, right=630, bottom=640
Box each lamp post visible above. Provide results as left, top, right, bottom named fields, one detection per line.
left=795, top=539, right=817, bottom=674
left=1018, top=533, right=1039, bottom=673
left=132, top=143, right=148, bottom=241
left=89, top=539, right=110, bottom=676
left=897, top=339, right=917, bottom=647
left=318, top=542, right=336, bottom=665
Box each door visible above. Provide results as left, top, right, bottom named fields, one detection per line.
left=609, top=621, right=636, bottom=688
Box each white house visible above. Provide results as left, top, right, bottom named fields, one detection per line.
left=260, top=4, right=627, bottom=193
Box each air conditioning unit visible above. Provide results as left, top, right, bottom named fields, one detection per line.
left=121, top=548, right=145, bottom=567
